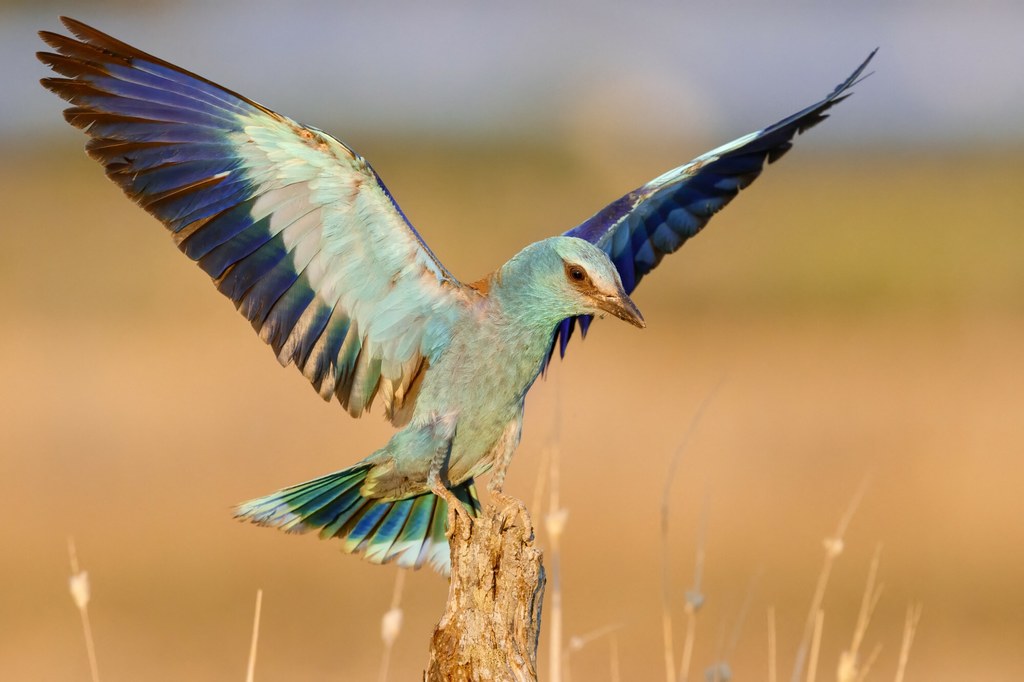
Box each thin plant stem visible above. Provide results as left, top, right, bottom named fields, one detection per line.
left=839, top=545, right=884, bottom=682
left=531, top=445, right=551, bottom=523
left=661, top=605, right=676, bottom=682
left=704, top=567, right=760, bottom=680
left=724, top=569, right=761, bottom=661
left=245, top=589, right=263, bottom=682
left=894, top=604, right=922, bottom=682
left=567, top=623, right=622, bottom=652
left=708, top=609, right=729, bottom=682
left=852, top=546, right=884, bottom=655
left=544, top=373, right=567, bottom=682
left=377, top=569, right=406, bottom=682
left=678, top=496, right=709, bottom=682
left=790, top=477, right=868, bottom=682
left=547, top=442, right=566, bottom=682
left=532, top=371, right=560, bottom=516
left=610, top=634, right=621, bottom=682
left=805, top=610, right=824, bottom=682
left=767, top=607, right=778, bottom=682
left=564, top=623, right=623, bottom=680
left=661, top=385, right=721, bottom=682
left=67, top=538, right=100, bottom=682
left=856, top=644, right=883, bottom=682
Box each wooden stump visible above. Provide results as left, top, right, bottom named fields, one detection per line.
left=425, top=501, right=546, bottom=681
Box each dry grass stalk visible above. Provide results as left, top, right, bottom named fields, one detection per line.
left=676, top=585, right=703, bottom=681
left=660, top=387, right=719, bottom=682
left=805, top=609, right=824, bottom=682
left=790, top=478, right=868, bottom=682
left=660, top=595, right=677, bottom=682
left=720, top=569, right=761, bottom=667
left=530, top=444, right=552, bottom=527
left=768, top=607, right=778, bottom=682
left=857, top=645, right=883, bottom=682
left=838, top=545, right=884, bottom=682
left=67, top=537, right=100, bottom=682
left=426, top=500, right=545, bottom=681
left=704, top=569, right=760, bottom=681
left=546, top=443, right=568, bottom=682
left=893, top=604, right=922, bottom=682
left=677, top=502, right=708, bottom=682
left=245, top=589, right=263, bottom=682
left=378, top=569, right=406, bottom=682
left=564, top=623, right=622, bottom=681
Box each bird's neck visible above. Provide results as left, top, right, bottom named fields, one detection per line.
left=480, top=261, right=568, bottom=388
left=489, top=253, right=572, bottom=331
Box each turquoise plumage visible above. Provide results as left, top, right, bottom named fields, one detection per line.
left=38, top=17, right=873, bottom=573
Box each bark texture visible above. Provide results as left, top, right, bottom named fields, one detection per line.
left=425, top=501, right=546, bottom=681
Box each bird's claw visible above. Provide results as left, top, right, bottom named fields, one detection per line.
left=428, top=465, right=472, bottom=539
left=489, top=490, right=532, bottom=532
left=445, top=497, right=474, bottom=540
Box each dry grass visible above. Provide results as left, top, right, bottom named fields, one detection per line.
left=244, top=590, right=262, bottom=682
left=656, top=462, right=922, bottom=682
left=66, top=538, right=100, bottom=682
left=376, top=569, right=406, bottom=682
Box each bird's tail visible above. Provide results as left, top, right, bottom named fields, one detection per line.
left=235, top=464, right=481, bottom=573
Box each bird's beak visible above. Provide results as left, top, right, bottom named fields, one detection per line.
left=595, top=291, right=646, bottom=328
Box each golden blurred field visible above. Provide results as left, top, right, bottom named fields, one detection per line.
left=2, top=139, right=1022, bottom=681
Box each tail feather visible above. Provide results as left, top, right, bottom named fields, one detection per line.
left=343, top=502, right=392, bottom=554
left=287, top=474, right=365, bottom=517
left=317, top=492, right=371, bottom=539
left=420, top=499, right=451, bottom=570
left=363, top=497, right=416, bottom=563
left=236, top=464, right=480, bottom=573
left=381, top=494, right=434, bottom=564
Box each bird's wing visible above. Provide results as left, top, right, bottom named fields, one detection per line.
left=550, top=51, right=876, bottom=360
left=38, top=17, right=466, bottom=425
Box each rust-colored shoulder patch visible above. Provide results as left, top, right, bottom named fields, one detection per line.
left=466, top=275, right=494, bottom=296
left=294, top=125, right=332, bottom=153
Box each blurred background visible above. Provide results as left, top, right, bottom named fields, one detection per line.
left=2, top=1, right=1023, bottom=680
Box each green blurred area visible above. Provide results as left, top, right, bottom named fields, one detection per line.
left=5, top=141, right=1022, bottom=319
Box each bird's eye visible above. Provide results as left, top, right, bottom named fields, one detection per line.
left=569, top=267, right=585, bottom=282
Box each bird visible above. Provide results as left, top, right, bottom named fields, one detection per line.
left=38, top=17, right=874, bottom=573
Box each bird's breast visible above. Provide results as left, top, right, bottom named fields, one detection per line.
left=410, top=302, right=555, bottom=478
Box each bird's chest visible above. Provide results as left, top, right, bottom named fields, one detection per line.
left=414, top=309, right=552, bottom=466
left=432, top=314, right=548, bottom=410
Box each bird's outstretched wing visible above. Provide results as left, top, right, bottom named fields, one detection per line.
left=550, top=51, right=876, bottom=360
left=38, top=17, right=465, bottom=425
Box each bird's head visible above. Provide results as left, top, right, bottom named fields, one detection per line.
left=545, top=237, right=646, bottom=328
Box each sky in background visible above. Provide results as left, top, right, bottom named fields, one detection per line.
left=3, top=0, right=1023, bottom=148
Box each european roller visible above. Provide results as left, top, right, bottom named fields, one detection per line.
left=39, top=18, right=873, bottom=572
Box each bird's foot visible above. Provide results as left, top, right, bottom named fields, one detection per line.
left=445, top=497, right=474, bottom=540
left=488, top=488, right=532, bottom=532
left=429, top=475, right=472, bottom=539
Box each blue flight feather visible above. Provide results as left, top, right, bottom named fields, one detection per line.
left=262, top=277, right=318, bottom=353
left=40, top=16, right=464, bottom=423
left=548, top=49, right=877, bottom=360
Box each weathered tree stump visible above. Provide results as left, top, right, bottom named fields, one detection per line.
left=425, top=501, right=546, bottom=681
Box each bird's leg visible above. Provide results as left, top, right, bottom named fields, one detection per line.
left=487, top=448, right=512, bottom=497
left=428, top=466, right=472, bottom=535
left=425, top=415, right=472, bottom=535
left=486, top=419, right=529, bottom=527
